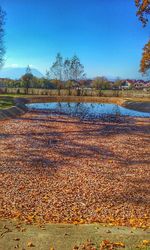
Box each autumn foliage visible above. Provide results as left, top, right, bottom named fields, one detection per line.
left=135, top=0, right=150, bottom=26
left=140, top=40, right=150, bottom=74
left=135, top=1, right=150, bottom=74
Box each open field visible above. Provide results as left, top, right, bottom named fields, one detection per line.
left=0, top=220, right=150, bottom=250
left=1, top=88, right=150, bottom=99
left=0, top=111, right=150, bottom=226
left=0, top=99, right=150, bottom=249
left=1, top=0, right=150, bottom=248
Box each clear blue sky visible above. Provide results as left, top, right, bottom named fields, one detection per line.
left=1, top=0, right=150, bottom=79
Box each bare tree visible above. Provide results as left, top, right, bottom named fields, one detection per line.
left=0, top=6, right=6, bottom=69
left=63, top=58, right=71, bottom=81
left=45, top=70, right=51, bottom=80
left=70, top=55, right=85, bottom=80
left=48, top=53, right=86, bottom=85
left=50, top=53, right=63, bottom=80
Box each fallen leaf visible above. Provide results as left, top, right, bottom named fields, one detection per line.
left=27, top=242, right=35, bottom=247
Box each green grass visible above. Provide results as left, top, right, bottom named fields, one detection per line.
left=0, top=96, right=15, bottom=109
left=0, top=94, right=27, bottom=98
left=0, top=220, right=150, bottom=250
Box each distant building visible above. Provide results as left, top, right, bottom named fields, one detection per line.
left=134, top=80, right=149, bottom=90
left=143, top=81, right=150, bottom=91
left=120, top=79, right=150, bottom=90
left=120, top=80, right=133, bottom=89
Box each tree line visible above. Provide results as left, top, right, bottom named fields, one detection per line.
left=2, top=64, right=126, bottom=94
left=2, top=53, right=87, bottom=93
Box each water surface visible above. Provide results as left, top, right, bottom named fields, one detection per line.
left=27, top=102, right=150, bottom=119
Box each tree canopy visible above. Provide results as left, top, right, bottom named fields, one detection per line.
left=21, top=66, right=34, bottom=93
left=135, top=0, right=150, bottom=26
left=140, top=40, right=150, bottom=74
left=92, top=76, right=110, bottom=90
left=135, top=0, right=150, bottom=75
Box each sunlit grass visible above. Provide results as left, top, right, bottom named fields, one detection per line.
left=0, top=96, right=15, bottom=109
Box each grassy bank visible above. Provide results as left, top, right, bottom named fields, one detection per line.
left=0, top=96, right=15, bottom=109
left=0, top=220, right=150, bottom=250
left=0, top=96, right=27, bottom=120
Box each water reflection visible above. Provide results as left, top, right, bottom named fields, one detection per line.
left=27, top=102, right=150, bottom=119
left=112, top=105, right=121, bottom=116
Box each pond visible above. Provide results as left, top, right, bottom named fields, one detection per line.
left=27, top=102, right=150, bottom=119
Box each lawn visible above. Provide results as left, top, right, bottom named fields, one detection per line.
left=0, top=96, right=15, bottom=109
left=0, top=220, right=150, bottom=250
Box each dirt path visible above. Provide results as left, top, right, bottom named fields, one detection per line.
left=0, top=111, right=150, bottom=228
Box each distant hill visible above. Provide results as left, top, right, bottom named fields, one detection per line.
left=0, top=67, right=44, bottom=79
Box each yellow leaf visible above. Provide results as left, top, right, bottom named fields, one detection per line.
left=27, top=242, right=35, bottom=247
left=79, top=219, right=84, bottom=224
left=114, top=242, right=125, bottom=248
left=95, top=208, right=101, bottom=213
left=142, top=240, right=150, bottom=246
left=73, top=221, right=78, bottom=225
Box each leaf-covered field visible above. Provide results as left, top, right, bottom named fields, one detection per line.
left=0, top=112, right=150, bottom=228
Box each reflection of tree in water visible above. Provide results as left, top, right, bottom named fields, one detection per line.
left=55, top=102, right=86, bottom=117
left=55, top=102, right=111, bottom=120
left=112, top=105, right=121, bottom=116
left=78, top=103, right=91, bottom=119
left=51, top=102, right=122, bottom=120
left=55, top=102, right=62, bottom=113
left=64, top=103, right=90, bottom=119
left=66, top=102, right=72, bottom=115
left=67, top=102, right=71, bottom=108
left=29, top=102, right=150, bottom=120
left=98, top=103, right=105, bottom=118
left=90, top=103, right=94, bottom=109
